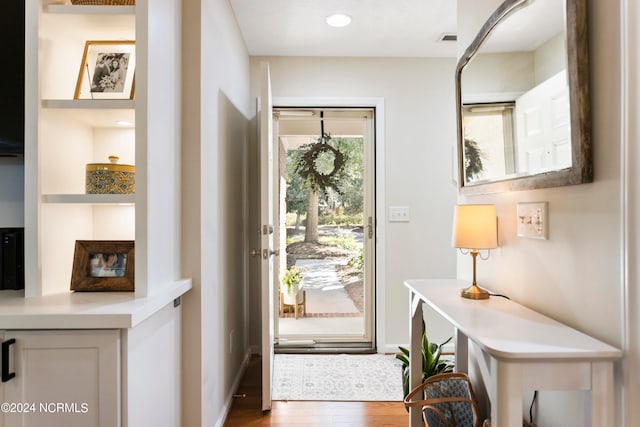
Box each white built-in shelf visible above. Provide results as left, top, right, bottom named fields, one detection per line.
left=0, top=279, right=192, bottom=329
left=41, top=100, right=135, bottom=128
left=45, top=4, right=135, bottom=15
left=42, top=194, right=135, bottom=204
left=42, top=99, right=134, bottom=109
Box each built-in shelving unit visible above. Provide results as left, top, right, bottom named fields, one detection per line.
left=3, top=2, right=188, bottom=423
left=27, top=2, right=137, bottom=298
left=18, top=0, right=184, bottom=304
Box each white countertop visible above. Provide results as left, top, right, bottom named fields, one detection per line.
left=405, top=279, right=621, bottom=361
left=0, top=279, right=192, bottom=329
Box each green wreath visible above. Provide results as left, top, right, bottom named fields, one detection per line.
left=295, top=135, right=346, bottom=194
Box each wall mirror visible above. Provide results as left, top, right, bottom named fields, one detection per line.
left=455, top=0, right=591, bottom=194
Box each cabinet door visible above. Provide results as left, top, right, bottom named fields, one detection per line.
left=2, top=330, right=119, bottom=427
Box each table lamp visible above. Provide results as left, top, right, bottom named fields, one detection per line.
left=452, top=204, right=497, bottom=300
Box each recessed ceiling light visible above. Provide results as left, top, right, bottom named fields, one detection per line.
left=326, top=14, right=351, bottom=28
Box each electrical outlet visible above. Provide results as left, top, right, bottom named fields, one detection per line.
left=517, top=202, right=548, bottom=239
left=389, top=206, right=410, bottom=222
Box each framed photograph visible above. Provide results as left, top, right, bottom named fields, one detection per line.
left=74, top=40, right=136, bottom=100
left=71, top=240, right=135, bottom=292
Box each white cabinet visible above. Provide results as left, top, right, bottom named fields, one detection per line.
left=1, top=330, right=120, bottom=427
left=0, top=291, right=188, bottom=427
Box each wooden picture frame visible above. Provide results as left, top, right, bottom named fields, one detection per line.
left=74, top=40, right=136, bottom=100
left=71, top=240, right=135, bottom=292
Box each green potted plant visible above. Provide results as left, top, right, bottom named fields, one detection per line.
left=281, top=265, right=304, bottom=305
left=395, top=319, right=455, bottom=401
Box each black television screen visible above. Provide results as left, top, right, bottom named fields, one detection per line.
left=0, top=0, right=25, bottom=157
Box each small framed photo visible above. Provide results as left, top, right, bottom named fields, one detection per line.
left=74, top=40, right=136, bottom=100
left=71, top=240, right=135, bottom=292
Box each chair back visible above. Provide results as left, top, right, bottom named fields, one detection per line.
left=404, top=372, right=480, bottom=427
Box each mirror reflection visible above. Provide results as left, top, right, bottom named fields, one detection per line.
left=459, top=0, right=571, bottom=186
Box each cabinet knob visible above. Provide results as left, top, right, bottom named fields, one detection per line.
left=2, top=338, right=16, bottom=382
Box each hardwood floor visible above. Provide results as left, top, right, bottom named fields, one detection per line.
left=224, top=356, right=409, bottom=426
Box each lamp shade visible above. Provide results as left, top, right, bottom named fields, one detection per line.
left=452, top=204, right=497, bottom=249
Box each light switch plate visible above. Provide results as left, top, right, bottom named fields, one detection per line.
left=389, top=206, right=410, bottom=222
left=517, top=202, right=548, bottom=239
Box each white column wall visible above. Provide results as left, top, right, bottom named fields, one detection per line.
left=181, top=0, right=252, bottom=426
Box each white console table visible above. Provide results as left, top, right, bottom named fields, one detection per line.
left=404, top=279, right=622, bottom=427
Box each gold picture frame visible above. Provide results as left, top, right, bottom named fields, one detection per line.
left=74, top=40, right=136, bottom=100
left=70, top=240, right=135, bottom=292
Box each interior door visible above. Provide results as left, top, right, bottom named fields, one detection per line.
left=259, top=62, right=278, bottom=412
left=516, top=70, right=571, bottom=174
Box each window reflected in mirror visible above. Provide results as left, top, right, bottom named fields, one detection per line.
left=462, top=103, right=516, bottom=183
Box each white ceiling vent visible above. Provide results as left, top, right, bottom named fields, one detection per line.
left=438, top=33, right=457, bottom=42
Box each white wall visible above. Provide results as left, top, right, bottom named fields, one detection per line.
left=141, top=0, right=183, bottom=294
left=124, top=302, right=182, bottom=427
left=181, top=0, right=252, bottom=426
left=248, top=56, right=459, bottom=351
left=458, top=0, right=626, bottom=425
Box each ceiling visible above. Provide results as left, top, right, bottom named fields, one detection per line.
left=228, top=0, right=458, bottom=57
left=483, top=0, right=563, bottom=53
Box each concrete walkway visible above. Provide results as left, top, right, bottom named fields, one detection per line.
left=295, top=258, right=359, bottom=314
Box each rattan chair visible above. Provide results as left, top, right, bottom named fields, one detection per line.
left=403, top=372, right=481, bottom=427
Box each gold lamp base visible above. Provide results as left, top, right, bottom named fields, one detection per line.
left=460, top=283, right=490, bottom=300
left=459, top=248, right=490, bottom=300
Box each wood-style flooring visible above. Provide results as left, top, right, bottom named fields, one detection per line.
left=224, top=356, right=409, bottom=426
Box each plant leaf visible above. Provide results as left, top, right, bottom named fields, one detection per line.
left=395, top=353, right=409, bottom=367
left=396, top=324, right=457, bottom=400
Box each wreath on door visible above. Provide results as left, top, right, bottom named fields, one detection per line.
left=296, top=133, right=346, bottom=195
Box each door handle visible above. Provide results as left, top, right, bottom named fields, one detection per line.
left=251, top=249, right=261, bottom=257
left=2, top=338, right=16, bottom=382
left=367, top=216, right=374, bottom=239
left=262, top=249, right=280, bottom=259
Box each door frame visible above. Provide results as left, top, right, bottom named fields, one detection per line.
left=273, top=97, right=387, bottom=351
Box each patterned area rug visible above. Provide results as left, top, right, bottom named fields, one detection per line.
left=272, top=354, right=404, bottom=401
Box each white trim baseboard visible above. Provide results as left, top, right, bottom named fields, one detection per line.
left=216, top=350, right=252, bottom=427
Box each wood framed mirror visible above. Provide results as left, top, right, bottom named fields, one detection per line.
left=455, top=0, right=591, bottom=194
